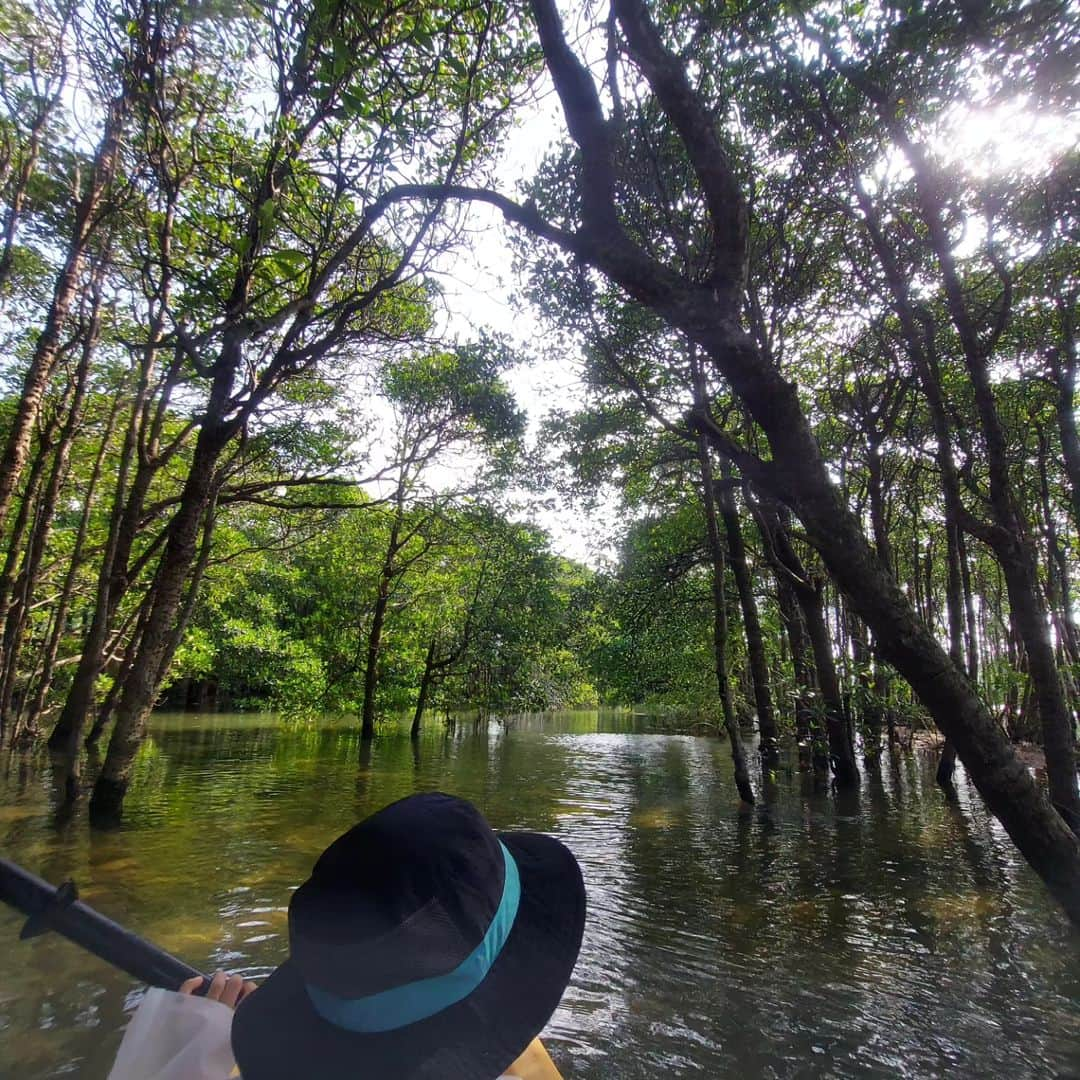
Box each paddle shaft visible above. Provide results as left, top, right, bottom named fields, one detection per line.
left=0, top=856, right=204, bottom=991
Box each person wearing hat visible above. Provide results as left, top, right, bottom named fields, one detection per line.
left=108, top=792, right=586, bottom=1079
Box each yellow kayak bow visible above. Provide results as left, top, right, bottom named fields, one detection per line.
left=505, top=1038, right=563, bottom=1080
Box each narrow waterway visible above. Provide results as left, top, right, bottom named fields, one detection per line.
left=1, top=711, right=1078, bottom=1078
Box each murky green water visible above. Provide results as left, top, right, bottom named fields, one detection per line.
left=1, top=711, right=1078, bottom=1078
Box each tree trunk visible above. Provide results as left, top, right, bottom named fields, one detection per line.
left=1050, top=314, right=1080, bottom=532
left=936, top=519, right=969, bottom=791
left=813, top=25, right=1076, bottom=815
left=0, top=91, right=57, bottom=290
left=46, top=123, right=184, bottom=769
left=411, top=638, right=438, bottom=740
left=19, top=396, right=121, bottom=740
left=866, top=449, right=893, bottom=575
left=88, top=416, right=228, bottom=824
left=776, top=567, right=817, bottom=769
left=1037, top=429, right=1080, bottom=670
left=849, top=609, right=882, bottom=765
left=898, top=134, right=1080, bottom=831
left=0, top=89, right=127, bottom=537
left=958, top=529, right=979, bottom=686
left=719, top=463, right=778, bottom=767
left=843, top=142, right=991, bottom=792
left=0, top=402, right=62, bottom=642
left=999, top=545, right=1079, bottom=830
left=360, top=587, right=390, bottom=743
left=361, top=498, right=409, bottom=745
left=0, top=272, right=101, bottom=732
left=47, top=343, right=170, bottom=766
left=156, top=493, right=220, bottom=690
left=757, top=501, right=859, bottom=787
left=779, top=449, right=1080, bottom=917
left=46, top=427, right=138, bottom=773
left=802, top=575, right=858, bottom=786
left=696, top=433, right=754, bottom=804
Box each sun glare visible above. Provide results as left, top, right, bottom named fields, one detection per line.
left=936, top=97, right=1077, bottom=177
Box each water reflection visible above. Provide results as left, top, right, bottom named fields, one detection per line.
left=1, top=712, right=1078, bottom=1078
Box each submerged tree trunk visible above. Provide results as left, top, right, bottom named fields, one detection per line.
left=696, top=431, right=754, bottom=804
left=755, top=500, right=858, bottom=787
left=849, top=610, right=882, bottom=765
left=411, top=566, right=484, bottom=741
left=802, top=575, right=858, bottom=786
left=360, top=502, right=405, bottom=744
left=770, top=444, right=1080, bottom=915
left=936, top=520, right=968, bottom=792
left=88, top=413, right=228, bottom=823
left=411, top=638, right=438, bottom=740
left=719, top=462, right=778, bottom=768
left=776, top=566, right=817, bottom=770
left=360, top=588, right=390, bottom=743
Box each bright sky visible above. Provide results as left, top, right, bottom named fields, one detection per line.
left=938, top=96, right=1078, bottom=179
left=401, top=0, right=630, bottom=569
left=423, top=86, right=624, bottom=569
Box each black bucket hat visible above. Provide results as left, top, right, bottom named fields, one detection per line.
left=231, top=792, right=586, bottom=1079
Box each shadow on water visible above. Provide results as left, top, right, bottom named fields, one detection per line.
left=0, top=711, right=1078, bottom=1079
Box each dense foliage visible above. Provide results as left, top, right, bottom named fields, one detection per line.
left=168, top=502, right=602, bottom=718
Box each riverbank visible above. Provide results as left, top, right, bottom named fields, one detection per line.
left=911, top=727, right=1050, bottom=771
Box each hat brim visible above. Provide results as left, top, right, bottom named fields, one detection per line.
left=231, top=831, right=585, bottom=1080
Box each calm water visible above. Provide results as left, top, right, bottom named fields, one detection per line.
left=1, top=711, right=1078, bottom=1078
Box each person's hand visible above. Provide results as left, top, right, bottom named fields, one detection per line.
left=179, top=970, right=257, bottom=1009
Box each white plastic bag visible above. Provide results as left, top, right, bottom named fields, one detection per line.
left=107, top=986, right=531, bottom=1079
left=108, top=987, right=238, bottom=1080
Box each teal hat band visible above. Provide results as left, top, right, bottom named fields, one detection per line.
left=304, top=841, right=521, bottom=1033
